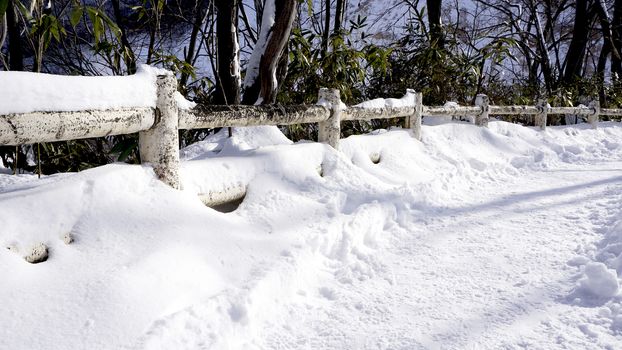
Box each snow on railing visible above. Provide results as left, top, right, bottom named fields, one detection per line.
left=1, top=72, right=622, bottom=194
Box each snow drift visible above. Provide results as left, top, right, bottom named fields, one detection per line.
left=1, top=120, right=622, bottom=349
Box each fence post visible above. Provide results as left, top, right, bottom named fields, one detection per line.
left=139, top=74, right=181, bottom=189
left=403, top=89, right=412, bottom=129
left=535, top=99, right=548, bottom=130
left=475, top=94, right=489, bottom=127
left=318, top=88, right=341, bottom=149
left=410, top=90, right=423, bottom=140
left=588, top=100, right=600, bottom=129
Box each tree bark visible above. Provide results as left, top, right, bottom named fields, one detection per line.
left=6, top=0, right=23, bottom=71
left=562, top=0, right=591, bottom=85
left=613, top=0, right=622, bottom=79
left=427, top=0, right=443, bottom=48
left=596, top=0, right=617, bottom=104
left=333, top=0, right=345, bottom=34
left=254, top=0, right=264, bottom=30
left=242, top=0, right=297, bottom=105
left=0, top=15, right=7, bottom=56
left=321, top=0, right=331, bottom=56
left=531, top=2, right=554, bottom=94
left=214, top=0, right=241, bottom=105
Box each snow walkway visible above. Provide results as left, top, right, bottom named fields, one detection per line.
left=1, top=122, right=622, bottom=349
left=258, top=160, right=622, bottom=349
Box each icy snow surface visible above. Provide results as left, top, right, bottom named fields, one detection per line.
left=1, top=121, right=622, bottom=349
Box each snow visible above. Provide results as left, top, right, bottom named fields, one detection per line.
left=0, top=65, right=169, bottom=114
left=242, top=0, right=276, bottom=99
left=317, top=97, right=348, bottom=110
left=354, top=89, right=416, bottom=109
left=1, top=120, right=622, bottom=349
left=576, top=262, right=620, bottom=299
left=0, top=65, right=199, bottom=114
left=174, top=91, right=196, bottom=110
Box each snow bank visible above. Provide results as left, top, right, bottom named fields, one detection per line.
left=577, top=262, right=620, bottom=298
left=354, top=90, right=416, bottom=109
left=566, top=177, right=622, bottom=333
left=0, top=65, right=168, bottom=114
left=1, top=120, right=622, bottom=348
left=180, top=126, right=292, bottom=162
left=174, top=91, right=196, bottom=110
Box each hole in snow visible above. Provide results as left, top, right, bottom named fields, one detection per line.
left=198, top=185, right=247, bottom=213
left=370, top=152, right=381, bottom=164
left=207, top=195, right=245, bottom=213
left=228, top=303, right=248, bottom=323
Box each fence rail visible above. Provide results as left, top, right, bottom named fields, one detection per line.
left=0, top=107, right=155, bottom=145
left=1, top=73, right=621, bottom=195
left=179, top=104, right=329, bottom=129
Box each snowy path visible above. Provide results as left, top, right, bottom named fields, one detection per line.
left=2, top=122, right=622, bottom=350
left=258, top=160, right=622, bottom=349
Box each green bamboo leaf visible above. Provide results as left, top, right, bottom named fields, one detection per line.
left=0, top=0, right=8, bottom=19
left=70, top=6, right=83, bottom=27
left=14, top=0, right=32, bottom=21
left=87, top=7, right=103, bottom=43
left=50, top=23, right=60, bottom=42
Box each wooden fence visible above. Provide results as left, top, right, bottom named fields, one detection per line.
left=1, top=73, right=622, bottom=193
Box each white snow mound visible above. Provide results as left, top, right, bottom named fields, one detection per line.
left=577, top=262, right=620, bottom=299
left=0, top=65, right=167, bottom=114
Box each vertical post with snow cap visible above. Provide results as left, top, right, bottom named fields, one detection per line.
left=410, top=90, right=423, bottom=141
left=535, top=99, right=548, bottom=130
left=318, top=88, right=341, bottom=150
left=588, top=100, right=600, bottom=129
left=139, top=74, right=181, bottom=189
left=475, top=94, right=489, bottom=127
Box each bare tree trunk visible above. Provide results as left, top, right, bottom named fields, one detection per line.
left=613, top=0, right=622, bottom=79
left=242, top=0, right=297, bottom=105
left=333, top=0, right=345, bottom=34
left=596, top=0, right=617, bottom=104
left=562, top=0, right=590, bottom=85
left=254, top=0, right=264, bottom=29
left=0, top=15, right=7, bottom=64
left=6, top=0, right=23, bottom=71
left=427, top=0, right=443, bottom=48
left=321, top=0, right=331, bottom=56
left=214, top=0, right=241, bottom=105
left=531, top=1, right=553, bottom=95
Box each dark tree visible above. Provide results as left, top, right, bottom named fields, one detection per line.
left=242, top=0, right=297, bottom=105
left=333, top=0, right=346, bottom=34
left=6, top=0, right=23, bottom=71
left=427, top=0, right=443, bottom=48
left=322, top=0, right=331, bottom=56
left=214, top=0, right=241, bottom=105
left=562, top=0, right=591, bottom=85
left=613, top=0, right=622, bottom=79
left=595, top=0, right=619, bottom=103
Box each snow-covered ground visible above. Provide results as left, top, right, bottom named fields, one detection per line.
left=1, top=120, right=622, bottom=349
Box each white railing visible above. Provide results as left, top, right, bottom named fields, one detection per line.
left=1, top=74, right=622, bottom=194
